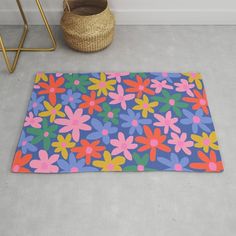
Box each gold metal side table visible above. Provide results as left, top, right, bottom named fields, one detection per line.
left=0, top=0, right=57, bottom=73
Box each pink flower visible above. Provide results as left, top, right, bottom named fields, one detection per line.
left=109, top=85, right=135, bottom=110
left=24, top=112, right=42, bottom=128
left=106, top=72, right=130, bottom=83
left=55, top=106, right=91, bottom=142
left=56, top=73, right=63, bottom=77
left=151, top=79, right=173, bottom=94
left=168, top=132, right=194, bottom=155
left=110, top=132, right=138, bottom=160
left=29, top=150, right=59, bottom=173
left=174, top=79, right=195, bottom=97
left=154, top=111, right=180, bottom=134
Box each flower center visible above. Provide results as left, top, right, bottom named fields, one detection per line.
left=74, top=80, right=80, bottom=85
left=86, top=147, right=93, bottom=154
left=131, top=119, right=138, bottom=127
left=174, top=164, right=183, bottom=171
left=137, top=165, right=144, bottom=171
left=102, top=129, right=108, bottom=136
left=200, top=99, right=206, bottom=105
left=61, top=142, right=67, bottom=148
left=150, top=138, right=158, bottom=147
left=72, top=119, right=79, bottom=126
left=169, top=99, right=175, bottom=106
left=69, top=96, right=74, bottom=102
left=121, top=143, right=127, bottom=149
left=22, top=140, right=27, bottom=146
left=107, top=163, right=114, bottom=171
left=70, top=167, right=79, bottom=173
left=208, top=162, right=217, bottom=171
left=165, top=119, right=170, bottom=125
left=190, top=72, right=197, bottom=78
left=99, top=82, right=106, bottom=88
left=118, top=96, right=124, bottom=102
left=89, top=101, right=95, bottom=106
left=143, top=103, right=149, bottom=109
left=138, top=85, right=144, bottom=91
left=44, top=131, right=49, bottom=137
left=178, top=141, right=184, bottom=147
left=13, top=165, right=20, bottom=172
left=107, top=112, right=114, bottom=118
left=203, top=138, right=210, bottom=146
left=192, top=115, right=201, bottom=124
left=51, top=109, right=57, bottom=115
left=32, top=102, right=38, bottom=108
left=49, top=87, right=55, bottom=93
left=41, top=162, right=49, bottom=170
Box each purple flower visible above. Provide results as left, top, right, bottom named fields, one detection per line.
left=151, top=72, right=181, bottom=83
left=18, top=131, right=37, bottom=154
left=120, top=109, right=152, bottom=135
left=87, top=118, right=118, bottom=145
left=180, top=109, right=212, bottom=133
left=28, top=92, right=44, bottom=115
left=57, top=153, right=98, bottom=173
left=158, top=153, right=190, bottom=171
left=61, top=89, right=81, bottom=109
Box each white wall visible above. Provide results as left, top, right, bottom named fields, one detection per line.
left=1, top=0, right=236, bottom=25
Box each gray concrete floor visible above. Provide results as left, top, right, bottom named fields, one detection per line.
left=0, top=26, right=236, bottom=236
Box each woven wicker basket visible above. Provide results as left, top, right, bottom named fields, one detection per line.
left=61, top=0, right=115, bottom=52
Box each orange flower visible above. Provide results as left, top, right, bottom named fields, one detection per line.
left=11, top=150, right=32, bottom=173
left=135, top=126, right=171, bottom=162
left=190, top=150, right=223, bottom=172
left=79, top=91, right=106, bottom=115
left=124, top=75, right=155, bottom=98
left=71, top=140, right=105, bottom=165
left=183, top=89, right=209, bottom=115
left=38, top=75, right=66, bottom=106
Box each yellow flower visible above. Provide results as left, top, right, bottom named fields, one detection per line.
left=39, top=101, right=65, bottom=122
left=183, top=72, right=202, bottom=90
left=191, top=131, right=219, bottom=153
left=35, top=73, right=49, bottom=83
left=93, top=151, right=125, bottom=171
left=88, top=73, right=116, bottom=96
left=133, top=95, right=158, bottom=118
left=52, top=134, right=76, bottom=159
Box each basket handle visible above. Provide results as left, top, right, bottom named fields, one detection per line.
left=63, top=0, right=71, bottom=12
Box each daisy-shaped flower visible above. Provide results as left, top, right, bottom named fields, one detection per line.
left=157, top=153, right=190, bottom=172
left=55, top=106, right=91, bottom=142
left=124, top=75, right=155, bottom=98
left=38, top=75, right=66, bottom=106
left=120, top=109, right=152, bottom=135
left=153, top=111, right=180, bottom=134
left=150, top=79, right=173, bottom=94
left=110, top=132, right=138, bottom=160
left=133, top=95, right=158, bottom=118
left=57, top=153, right=98, bottom=173
left=35, top=72, right=48, bottom=83
left=18, top=131, right=37, bottom=154
left=39, top=101, right=65, bottom=123
left=135, top=126, right=171, bottom=162
left=183, top=89, right=209, bottom=115
left=24, top=112, right=42, bottom=128
left=180, top=109, right=212, bottom=133
left=52, top=134, right=76, bottom=160
left=79, top=91, right=106, bottom=115
left=92, top=151, right=126, bottom=172
left=150, top=72, right=181, bottom=83
left=174, top=79, right=195, bottom=97
left=88, top=72, right=116, bottom=96
left=183, top=72, right=202, bottom=90
left=30, top=150, right=59, bottom=173
left=152, top=90, right=188, bottom=117
left=109, top=85, right=135, bottom=110
left=191, top=131, right=219, bottom=153
left=98, top=103, right=120, bottom=125
left=86, top=118, right=118, bottom=145
left=12, top=150, right=32, bottom=173
left=190, top=150, right=223, bottom=172
left=64, top=74, right=91, bottom=93
left=71, top=139, right=105, bottom=165
left=61, top=89, right=81, bottom=109
left=168, top=132, right=193, bottom=155
left=28, top=92, right=44, bottom=115
left=106, top=72, right=130, bottom=83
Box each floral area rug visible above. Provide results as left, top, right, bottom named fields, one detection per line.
left=12, top=72, right=223, bottom=173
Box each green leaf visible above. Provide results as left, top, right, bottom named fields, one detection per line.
left=151, top=96, right=166, bottom=103
left=160, top=104, right=170, bottom=113
left=139, top=154, right=149, bottom=166
left=27, top=127, right=41, bottom=135
left=31, top=135, right=43, bottom=145
left=102, top=103, right=110, bottom=112
left=43, top=138, right=51, bottom=151
left=124, top=166, right=137, bottom=172
left=162, top=90, right=170, bottom=98
left=173, top=106, right=182, bottom=117
left=177, top=102, right=189, bottom=108
left=172, top=93, right=182, bottom=101
left=112, top=119, right=119, bottom=125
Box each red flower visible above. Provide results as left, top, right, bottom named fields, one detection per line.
left=71, top=140, right=105, bottom=165
left=124, top=75, right=155, bottom=98
left=11, top=150, right=32, bottom=173
left=190, top=150, right=223, bottom=172
left=38, top=75, right=65, bottom=106
left=79, top=91, right=106, bottom=115
left=135, top=126, right=171, bottom=162
left=183, top=89, right=209, bottom=115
